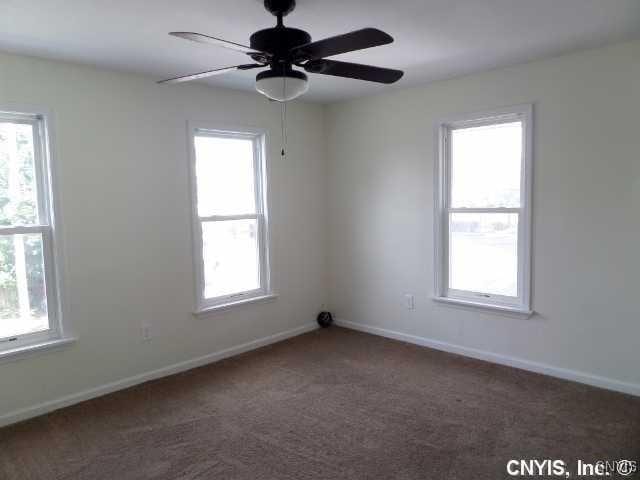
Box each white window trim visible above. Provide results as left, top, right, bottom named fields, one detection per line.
left=433, top=104, right=534, bottom=317
left=0, top=105, right=74, bottom=360
left=187, top=122, right=274, bottom=315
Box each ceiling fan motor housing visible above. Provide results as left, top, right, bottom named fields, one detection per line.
left=264, top=0, right=296, bottom=17
left=250, top=27, right=311, bottom=61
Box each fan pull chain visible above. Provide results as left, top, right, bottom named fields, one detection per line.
left=280, top=70, right=288, bottom=157
left=280, top=101, right=288, bottom=157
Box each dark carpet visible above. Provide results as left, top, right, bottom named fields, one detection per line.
left=1, top=327, right=639, bottom=479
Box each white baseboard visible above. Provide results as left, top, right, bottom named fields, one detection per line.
left=0, top=323, right=317, bottom=428
left=335, top=319, right=640, bottom=397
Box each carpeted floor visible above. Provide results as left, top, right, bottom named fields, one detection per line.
left=1, top=327, right=639, bottom=479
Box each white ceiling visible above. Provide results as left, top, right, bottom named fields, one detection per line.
left=2, top=0, right=639, bottom=103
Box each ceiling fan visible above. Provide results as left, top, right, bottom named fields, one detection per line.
left=158, top=0, right=404, bottom=102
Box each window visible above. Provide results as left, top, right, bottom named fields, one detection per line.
left=0, top=109, right=66, bottom=354
left=189, top=125, right=272, bottom=312
left=434, top=105, right=533, bottom=314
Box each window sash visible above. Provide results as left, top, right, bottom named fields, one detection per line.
left=189, top=125, right=270, bottom=311
left=1, top=113, right=51, bottom=229
left=435, top=105, right=532, bottom=311
left=445, top=210, right=522, bottom=304
left=0, top=224, right=49, bottom=235
left=0, top=327, right=60, bottom=350
left=447, top=207, right=520, bottom=214
left=198, top=213, right=259, bottom=222
left=0, top=110, right=62, bottom=346
left=198, top=213, right=266, bottom=302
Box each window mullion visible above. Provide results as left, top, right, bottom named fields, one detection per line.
left=0, top=224, right=49, bottom=235
left=199, top=213, right=258, bottom=222
left=448, top=207, right=520, bottom=214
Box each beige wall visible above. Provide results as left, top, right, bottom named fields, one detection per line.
left=0, top=52, right=327, bottom=419
left=326, top=40, right=640, bottom=392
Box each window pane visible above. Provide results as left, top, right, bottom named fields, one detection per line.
left=194, top=135, right=256, bottom=217
left=0, top=233, right=49, bottom=339
left=202, top=219, right=260, bottom=299
left=449, top=213, right=518, bottom=297
left=451, top=121, right=522, bottom=208
left=0, top=122, right=40, bottom=226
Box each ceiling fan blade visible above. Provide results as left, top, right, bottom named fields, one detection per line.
left=157, top=64, right=264, bottom=85
left=170, top=32, right=265, bottom=55
left=291, top=28, right=393, bottom=61
left=304, top=59, right=403, bottom=84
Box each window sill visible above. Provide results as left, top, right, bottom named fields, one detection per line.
left=0, top=336, right=77, bottom=364
left=432, top=296, right=533, bottom=318
left=194, top=293, right=278, bottom=317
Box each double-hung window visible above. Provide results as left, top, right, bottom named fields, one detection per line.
left=189, top=125, right=272, bottom=312
left=434, top=105, right=533, bottom=314
left=1, top=109, right=66, bottom=354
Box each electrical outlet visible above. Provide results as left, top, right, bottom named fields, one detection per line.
left=141, top=323, right=152, bottom=341
left=404, top=294, right=415, bottom=310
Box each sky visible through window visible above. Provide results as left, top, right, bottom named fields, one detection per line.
left=449, top=121, right=522, bottom=297
left=194, top=135, right=261, bottom=300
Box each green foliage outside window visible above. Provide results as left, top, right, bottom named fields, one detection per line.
left=0, top=126, right=46, bottom=319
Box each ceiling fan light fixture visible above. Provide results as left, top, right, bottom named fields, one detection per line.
left=255, top=69, right=309, bottom=102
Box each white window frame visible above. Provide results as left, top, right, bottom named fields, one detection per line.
left=0, top=106, right=72, bottom=359
left=188, top=123, right=274, bottom=314
left=433, top=104, right=533, bottom=316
